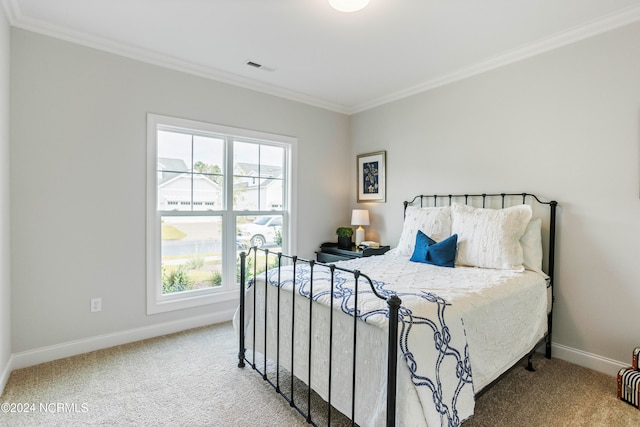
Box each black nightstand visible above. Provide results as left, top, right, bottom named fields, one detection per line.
left=316, top=242, right=390, bottom=263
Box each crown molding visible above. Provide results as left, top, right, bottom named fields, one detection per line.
left=8, top=6, right=350, bottom=115
left=0, top=0, right=18, bottom=24
left=348, top=3, right=640, bottom=114
left=6, top=1, right=640, bottom=116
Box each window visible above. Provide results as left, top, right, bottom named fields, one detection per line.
left=147, top=114, right=296, bottom=314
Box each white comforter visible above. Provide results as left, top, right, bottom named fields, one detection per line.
left=235, top=252, right=548, bottom=427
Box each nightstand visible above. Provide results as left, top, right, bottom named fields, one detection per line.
left=316, top=242, right=390, bottom=263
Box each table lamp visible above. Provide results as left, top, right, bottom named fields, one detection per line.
left=351, top=209, right=370, bottom=246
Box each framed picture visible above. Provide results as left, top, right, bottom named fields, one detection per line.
left=357, top=151, right=386, bottom=203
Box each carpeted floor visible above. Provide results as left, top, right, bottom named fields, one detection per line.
left=1, top=321, right=639, bottom=426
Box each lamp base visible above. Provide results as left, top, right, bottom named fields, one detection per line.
left=355, top=226, right=365, bottom=246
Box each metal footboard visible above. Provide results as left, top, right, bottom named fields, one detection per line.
left=237, top=248, right=401, bottom=427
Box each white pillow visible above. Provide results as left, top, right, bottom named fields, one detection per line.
left=394, top=206, right=452, bottom=256
left=521, top=218, right=546, bottom=276
left=451, top=203, right=532, bottom=270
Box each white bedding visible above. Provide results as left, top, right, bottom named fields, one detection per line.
left=234, top=252, right=548, bottom=427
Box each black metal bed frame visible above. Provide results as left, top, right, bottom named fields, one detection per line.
left=237, top=192, right=557, bottom=427
left=237, top=250, right=401, bottom=426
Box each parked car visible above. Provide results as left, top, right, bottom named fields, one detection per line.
left=237, top=216, right=282, bottom=248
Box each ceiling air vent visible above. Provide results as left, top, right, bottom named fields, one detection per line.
left=245, top=60, right=275, bottom=72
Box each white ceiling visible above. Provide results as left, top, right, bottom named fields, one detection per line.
left=4, top=0, right=640, bottom=114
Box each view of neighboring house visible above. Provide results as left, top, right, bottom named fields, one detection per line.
left=233, top=162, right=283, bottom=211
left=157, top=157, right=222, bottom=211
left=157, top=158, right=283, bottom=212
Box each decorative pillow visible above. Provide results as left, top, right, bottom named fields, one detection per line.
left=451, top=203, right=532, bottom=270
left=521, top=218, right=545, bottom=275
left=410, top=231, right=458, bottom=268
left=426, top=234, right=458, bottom=267
left=409, top=230, right=435, bottom=263
left=394, top=206, right=452, bottom=256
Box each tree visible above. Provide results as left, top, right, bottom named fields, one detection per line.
left=193, top=161, right=223, bottom=185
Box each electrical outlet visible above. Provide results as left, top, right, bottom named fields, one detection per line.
left=91, top=298, right=102, bottom=312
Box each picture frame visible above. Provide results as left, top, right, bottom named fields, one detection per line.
left=357, top=151, right=386, bottom=203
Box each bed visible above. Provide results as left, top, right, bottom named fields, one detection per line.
left=234, top=193, right=557, bottom=426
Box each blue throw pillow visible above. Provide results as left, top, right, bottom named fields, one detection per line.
left=410, top=230, right=457, bottom=268
left=409, top=230, right=436, bottom=263
left=425, top=234, right=458, bottom=268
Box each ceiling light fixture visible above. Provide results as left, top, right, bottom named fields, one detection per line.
left=328, top=0, right=370, bottom=13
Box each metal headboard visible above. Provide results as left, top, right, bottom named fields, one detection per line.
left=403, top=192, right=558, bottom=359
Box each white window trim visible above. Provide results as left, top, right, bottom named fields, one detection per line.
left=146, top=113, right=297, bottom=315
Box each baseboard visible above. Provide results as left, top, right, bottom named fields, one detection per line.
left=551, top=342, right=627, bottom=377
left=2, top=320, right=628, bottom=396
left=1, top=353, right=12, bottom=395
left=8, top=309, right=236, bottom=373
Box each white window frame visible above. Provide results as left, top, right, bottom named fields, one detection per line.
left=146, top=114, right=297, bottom=315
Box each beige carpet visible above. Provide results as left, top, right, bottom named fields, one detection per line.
left=1, top=322, right=639, bottom=426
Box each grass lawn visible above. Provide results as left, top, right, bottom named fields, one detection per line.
left=162, top=224, right=187, bottom=240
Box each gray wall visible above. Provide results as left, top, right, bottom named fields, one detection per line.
left=10, top=28, right=351, bottom=353
left=351, top=22, right=640, bottom=368
left=7, top=19, right=640, bottom=376
left=0, top=7, right=11, bottom=388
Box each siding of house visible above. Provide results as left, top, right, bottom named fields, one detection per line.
left=9, top=28, right=350, bottom=358
left=350, top=21, right=640, bottom=373
left=0, top=6, right=11, bottom=391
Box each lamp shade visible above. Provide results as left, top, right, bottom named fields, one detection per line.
left=328, top=0, right=370, bottom=12
left=351, top=209, right=370, bottom=226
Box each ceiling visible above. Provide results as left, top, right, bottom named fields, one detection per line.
left=3, top=0, right=640, bottom=114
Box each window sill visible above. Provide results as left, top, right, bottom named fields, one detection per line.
left=147, top=288, right=239, bottom=315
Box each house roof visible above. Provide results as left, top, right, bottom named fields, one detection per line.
left=235, top=163, right=282, bottom=179
left=157, top=157, right=189, bottom=185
